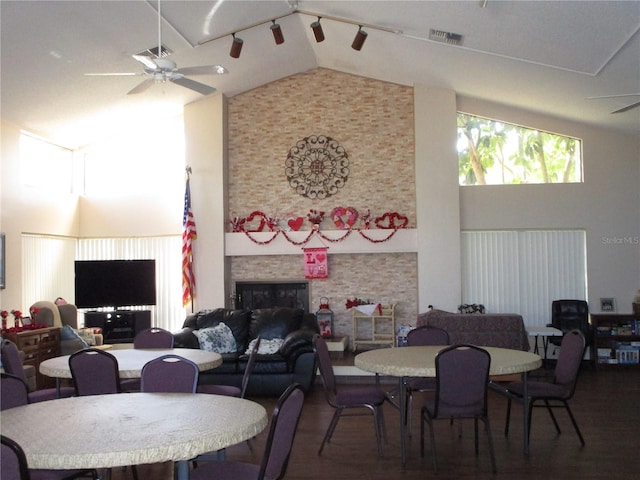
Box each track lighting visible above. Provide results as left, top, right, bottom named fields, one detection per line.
left=311, top=17, right=325, bottom=42
left=229, top=33, right=243, bottom=58
left=271, top=20, right=285, bottom=45
left=351, top=25, right=368, bottom=51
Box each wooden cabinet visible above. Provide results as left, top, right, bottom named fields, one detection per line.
left=4, top=326, right=61, bottom=388
left=591, top=314, right=640, bottom=369
left=352, top=304, right=396, bottom=352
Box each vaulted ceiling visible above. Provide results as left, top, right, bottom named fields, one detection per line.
left=1, top=0, right=639, bottom=149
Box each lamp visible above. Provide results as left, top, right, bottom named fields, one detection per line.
left=351, top=25, right=368, bottom=50
left=229, top=33, right=243, bottom=58
left=271, top=20, right=284, bottom=45
left=311, top=17, right=325, bottom=42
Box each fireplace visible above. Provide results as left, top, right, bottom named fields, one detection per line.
left=234, top=281, right=310, bottom=312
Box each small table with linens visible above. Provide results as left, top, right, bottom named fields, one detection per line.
left=355, top=345, right=542, bottom=465
left=0, top=392, right=268, bottom=480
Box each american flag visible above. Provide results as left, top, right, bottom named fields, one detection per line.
left=182, top=175, right=197, bottom=306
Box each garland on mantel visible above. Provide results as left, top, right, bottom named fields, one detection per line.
left=242, top=227, right=401, bottom=246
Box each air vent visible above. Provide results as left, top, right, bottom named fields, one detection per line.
left=429, top=29, right=464, bottom=46
left=135, top=45, right=172, bottom=58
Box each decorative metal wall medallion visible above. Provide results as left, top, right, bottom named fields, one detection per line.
left=285, top=135, right=349, bottom=199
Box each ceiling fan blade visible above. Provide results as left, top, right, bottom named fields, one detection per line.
left=611, top=101, right=640, bottom=114
left=133, top=54, right=159, bottom=70
left=170, top=77, right=216, bottom=95
left=85, top=72, right=141, bottom=77
left=175, top=65, right=228, bottom=76
left=127, top=78, right=155, bottom=95
left=588, top=93, right=640, bottom=100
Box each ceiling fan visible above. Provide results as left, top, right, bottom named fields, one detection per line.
left=85, top=0, right=227, bottom=95
left=587, top=93, right=640, bottom=114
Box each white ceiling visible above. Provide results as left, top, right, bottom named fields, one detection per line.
left=1, top=0, right=639, bottom=149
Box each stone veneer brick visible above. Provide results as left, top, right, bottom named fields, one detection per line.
left=228, top=68, right=418, bottom=342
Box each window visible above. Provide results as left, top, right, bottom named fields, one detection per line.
left=20, top=133, right=74, bottom=193
left=457, top=113, right=582, bottom=185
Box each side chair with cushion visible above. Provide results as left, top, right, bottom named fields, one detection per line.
left=504, top=329, right=586, bottom=447
left=121, top=327, right=176, bottom=392
left=69, top=348, right=121, bottom=396
left=1, top=339, right=75, bottom=402
left=1, top=373, right=29, bottom=410
left=140, top=354, right=199, bottom=393
left=189, top=383, right=305, bottom=480
left=313, top=335, right=388, bottom=457
left=420, top=344, right=497, bottom=474
left=1, top=434, right=98, bottom=480
left=404, top=326, right=450, bottom=435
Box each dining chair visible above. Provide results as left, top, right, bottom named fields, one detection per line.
left=1, top=339, right=75, bottom=402
left=140, top=354, right=199, bottom=393
left=189, top=383, right=305, bottom=480
left=69, top=348, right=121, bottom=396
left=198, top=336, right=262, bottom=398
left=133, top=327, right=174, bottom=349
left=420, top=344, right=497, bottom=474
left=313, top=334, right=388, bottom=457
left=1, top=434, right=98, bottom=480
left=1, top=373, right=30, bottom=410
left=504, top=329, right=586, bottom=446
left=404, top=326, right=450, bottom=435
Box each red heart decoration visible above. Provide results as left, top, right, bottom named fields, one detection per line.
left=331, top=206, right=359, bottom=230
left=288, top=217, right=304, bottom=231
left=245, top=211, right=267, bottom=232
left=316, top=253, right=326, bottom=262
left=374, top=212, right=409, bottom=229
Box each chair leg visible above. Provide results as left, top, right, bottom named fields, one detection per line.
left=428, top=417, right=438, bottom=473
left=318, top=409, right=342, bottom=455
left=474, top=417, right=479, bottom=455
left=373, top=407, right=384, bottom=457
left=563, top=401, right=585, bottom=446
left=504, top=397, right=512, bottom=436
left=483, top=416, right=498, bottom=474
left=543, top=399, right=562, bottom=434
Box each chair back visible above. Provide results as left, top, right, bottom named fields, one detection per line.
left=553, top=329, right=585, bottom=397
left=134, top=327, right=174, bottom=349
left=1, top=435, right=31, bottom=480
left=240, top=336, right=261, bottom=398
left=434, top=344, right=490, bottom=418
left=407, top=325, right=450, bottom=346
left=258, top=383, right=305, bottom=480
left=0, top=340, right=29, bottom=384
left=140, top=354, right=199, bottom=393
left=69, top=348, right=121, bottom=396
left=1, top=373, right=30, bottom=410
left=312, top=335, right=336, bottom=396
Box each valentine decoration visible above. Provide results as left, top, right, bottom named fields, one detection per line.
left=331, top=206, right=359, bottom=230
left=307, top=209, right=325, bottom=226
left=304, top=246, right=328, bottom=279
left=374, top=212, right=409, bottom=229
left=315, top=297, right=334, bottom=338
left=285, top=135, right=350, bottom=199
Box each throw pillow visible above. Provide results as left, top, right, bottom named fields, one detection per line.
left=245, top=337, right=284, bottom=355
left=60, top=324, right=89, bottom=348
left=194, top=322, right=237, bottom=353
left=76, top=328, right=97, bottom=346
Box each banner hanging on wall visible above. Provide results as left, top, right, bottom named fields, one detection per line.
left=303, top=247, right=328, bottom=279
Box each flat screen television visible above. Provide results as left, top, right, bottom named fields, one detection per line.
left=74, top=260, right=156, bottom=309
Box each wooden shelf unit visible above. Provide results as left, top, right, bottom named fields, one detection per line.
left=3, top=326, right=61, bottom=389
left=591, top=314, right=640, bottom=369
left=352, top=304, right=396, bottom=352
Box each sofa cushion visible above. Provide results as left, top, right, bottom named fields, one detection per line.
left=60, top=324, right=88, bottom=348
left=245, top=337, right=284, bottom=355
left=249, top=307, right=304, bottom=340
left=173, top=328, right=200, bottom=349
left=183, top=308, right=251, bottom=352
left=194, top=323, right=237, bottom=353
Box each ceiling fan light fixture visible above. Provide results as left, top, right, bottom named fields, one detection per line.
left=351, top=26, right=368, bottom=51
left=271, top=20, right=285, bottom=45
left=311, top=17, right=325, bottom=42
left=230, top=33, right=243, bottom=58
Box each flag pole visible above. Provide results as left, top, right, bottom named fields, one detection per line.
left=182, top=165, right=197, bottom=313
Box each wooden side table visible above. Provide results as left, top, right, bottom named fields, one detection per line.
left=4, top=326, right=61, bottom=389
left=352, top=304, right=397, bottom=352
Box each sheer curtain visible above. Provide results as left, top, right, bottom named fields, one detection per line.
left=461, top=230, right=587, bottom=327
left=22, top=235, right=184, bottom=332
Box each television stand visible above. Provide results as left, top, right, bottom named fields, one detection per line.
left=84, top=310, right=151, bottom=344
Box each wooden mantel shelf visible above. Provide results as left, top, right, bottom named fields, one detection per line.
left=224, top=229, right=418, bottom=256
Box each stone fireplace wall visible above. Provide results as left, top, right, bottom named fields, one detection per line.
left=227, top=68, right=418, bottom=340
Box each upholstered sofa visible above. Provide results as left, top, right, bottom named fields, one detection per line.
left=173, top=307, right=319, bottom=396
left=416, top=308, right=529, bottom=351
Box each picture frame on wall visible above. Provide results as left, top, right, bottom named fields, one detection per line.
left=600, top=297, right=616, bottom=312
left=0, top=233, right=5, bottom=289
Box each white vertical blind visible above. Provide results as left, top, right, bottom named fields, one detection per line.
left=22, top=235, right=184, bottom=332
left=461, top=230, right=586, bottom=327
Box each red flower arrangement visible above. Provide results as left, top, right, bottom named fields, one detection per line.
left=307, top=209, right=325, bottom=225
left=345, top=297, right=371, bottom=309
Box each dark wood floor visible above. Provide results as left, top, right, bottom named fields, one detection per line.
left=111, top=358, right=640, bottom=479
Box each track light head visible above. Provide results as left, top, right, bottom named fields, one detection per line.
left=351, top=25, right=368, bottom=51
left=230, top=33, right=243, bottom=58
left=271, top=20, right=285, bottom=45
left=311, top=17, right=325, bottom=42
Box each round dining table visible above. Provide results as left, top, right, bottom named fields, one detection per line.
left=0, top=392, right=268, bottom=480
left=355, top=345, right=542, bottom=465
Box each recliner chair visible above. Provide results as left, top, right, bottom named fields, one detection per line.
left=548, top=300, right=591, bottom=348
